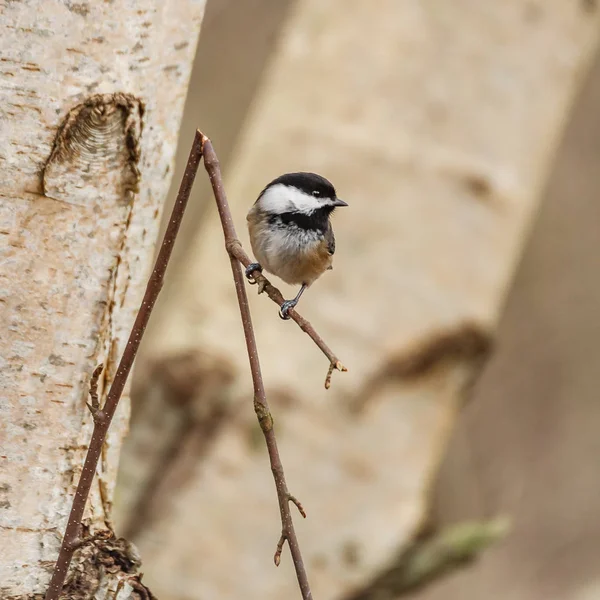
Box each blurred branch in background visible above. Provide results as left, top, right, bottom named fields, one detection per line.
left=345, top=518, right=510, bottom=600
left=123, top=349, right=233, bottom=540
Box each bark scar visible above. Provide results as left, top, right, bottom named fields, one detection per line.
left=42, top=93, right=145, bottom=204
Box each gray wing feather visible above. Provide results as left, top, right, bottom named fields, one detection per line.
left=325, top=225, right=336, bottom=256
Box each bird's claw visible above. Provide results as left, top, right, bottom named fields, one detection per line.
left=245, top=263, right=262, bottom=284
left=278, top=299, right=298, bottom=320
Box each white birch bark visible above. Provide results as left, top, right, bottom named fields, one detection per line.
left=0, top=1, right=205, bottom=597
left=118, top=1, right=600, bottom=599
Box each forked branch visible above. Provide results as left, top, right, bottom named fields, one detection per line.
left=46, top=129, right=340, bottom=600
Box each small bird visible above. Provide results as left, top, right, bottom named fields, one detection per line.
left=245, top=172, right=348, bottom=319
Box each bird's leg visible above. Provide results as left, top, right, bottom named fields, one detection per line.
left=245, top=262, right=263, bottom=284
left=279, top=284, right=307, bottom=320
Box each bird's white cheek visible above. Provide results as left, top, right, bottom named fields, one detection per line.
left=259, top=184, right=322, bottom=214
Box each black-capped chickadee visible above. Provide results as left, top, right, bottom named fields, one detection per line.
left=245, top=172, right=348, bottom=319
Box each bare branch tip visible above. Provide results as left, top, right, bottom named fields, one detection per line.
left=324, top=360, right=347, bottom=389
left=288, top=494, right=307, bottom=518
left=324, top=376, right=332, bottom=389
left=274, top=534, right=286, bottom=567
left=199, top=132, right=211, bottom=154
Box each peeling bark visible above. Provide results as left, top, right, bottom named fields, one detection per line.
left=0, top=1, right=205, bottom=596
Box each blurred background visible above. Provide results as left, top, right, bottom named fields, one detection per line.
left=112, top=2, right=600, bottom=599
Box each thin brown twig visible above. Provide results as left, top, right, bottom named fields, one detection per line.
left=201, top=134, right=313, bottom=600
left=44, top=130, right=205, bottom=600
left=274, top=533, right=286, bottom=567
left=288, top=494, right=307, bottom=518
left=227, top=239, right=347, bottom=388
left=66, top=529, right=114, bottom=551
left=115, top=576, right=152, bottom=600
left=85, top=364, right=103, bottom=414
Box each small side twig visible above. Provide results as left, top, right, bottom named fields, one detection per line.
left=227, top=239, right=347, bottom=388
left=202, top=134, right=313, bottom=600
left=44, top=130, right=204, bottom=600
left=288, top=494, right=307, bottom=518
left=65, top=528, right=113, bottom=552
left=85, top=364, right=103, bottom=417
left=115, top=576, right=152, bottom=600
left=274, top=533, right=286, bottom=567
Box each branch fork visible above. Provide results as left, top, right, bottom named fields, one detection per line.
left=85, top=364, right=107, bottom=425
left=273, top=493, right=307, bottom=568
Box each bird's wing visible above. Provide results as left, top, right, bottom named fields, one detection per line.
left=325, top=224, right=336, bottom=255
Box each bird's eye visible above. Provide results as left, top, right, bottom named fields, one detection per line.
left=312, top=190, right=320, bottom=197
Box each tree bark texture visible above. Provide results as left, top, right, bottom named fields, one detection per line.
left=116, top=1, right=600, bottom=599
left=0, top=1, right=205, bottom=597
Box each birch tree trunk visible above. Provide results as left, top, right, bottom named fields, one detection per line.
left=0, top=1, right=205, bottom=598
left=116, top=1, right=600, bottom=599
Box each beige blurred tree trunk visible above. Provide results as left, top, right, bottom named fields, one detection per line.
left=116, top=1, right=600, bottom=599
left=0, top=1, right=205, bottom=598
left=421, top=52, right=600, bottom=600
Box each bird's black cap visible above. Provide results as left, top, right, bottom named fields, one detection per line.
left=262, top=172, right=337, bottom=200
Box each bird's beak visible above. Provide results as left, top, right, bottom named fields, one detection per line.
left=332, top=198, right=348, bottom=207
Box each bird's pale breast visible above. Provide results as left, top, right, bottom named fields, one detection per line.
left=247, top=207, right=333, bottom=285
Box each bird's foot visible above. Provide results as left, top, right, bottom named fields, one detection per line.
left=245, top=263, right=263, bottom=284
left=278, top=299, right=298, bottom=320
